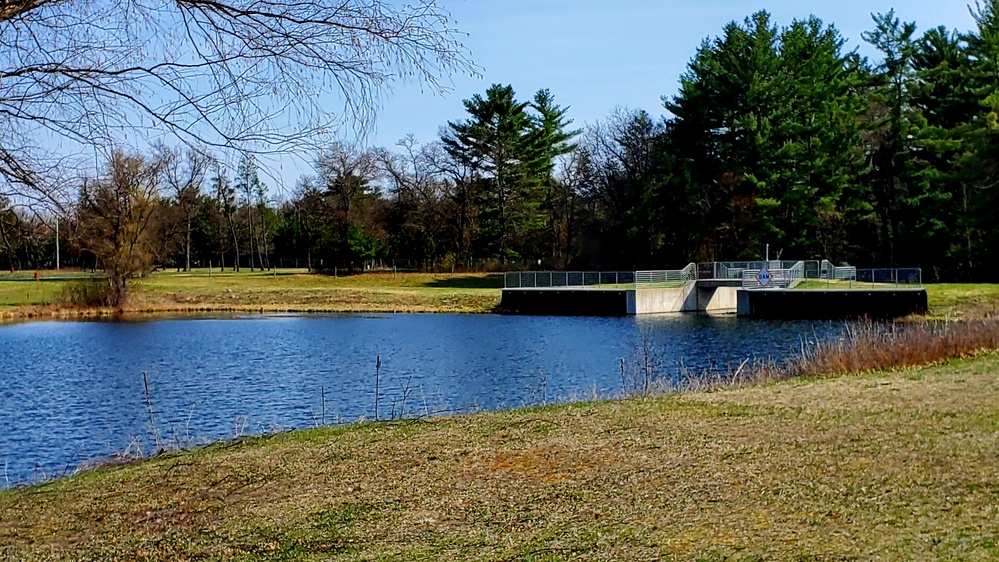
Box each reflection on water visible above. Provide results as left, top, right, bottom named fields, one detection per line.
left=0, top=313, right=841, bottom=485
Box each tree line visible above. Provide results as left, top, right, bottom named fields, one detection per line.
left=6, top=5, right=999, bottom=293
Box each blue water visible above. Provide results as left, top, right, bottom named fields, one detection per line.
left=0, top=314, right=841, bottom=485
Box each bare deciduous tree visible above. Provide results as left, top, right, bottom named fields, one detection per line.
left=158, top=145, right=211, bottom=272
left=0, top=0, right=473, bottom=198
left=77, top=152, right=166, bottom=305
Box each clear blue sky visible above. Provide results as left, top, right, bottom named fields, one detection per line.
left=264, top=0, right=978, bottom=192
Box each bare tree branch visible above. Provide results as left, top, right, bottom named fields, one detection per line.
left=0, top=0, right=474, bottom=204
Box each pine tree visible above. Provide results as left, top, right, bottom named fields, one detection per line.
left=443, top=84, right=548, bottom=262
left=528, top=89, right=580, bottom=264
left=912, top=26, right=976, bottom=279
left=771, top=17, right=868, bottom=262
left=862, top=10, right=921, bottom=267
left=961, top=0, right=999, bottom=279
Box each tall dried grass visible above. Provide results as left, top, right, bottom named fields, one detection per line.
left=654, top=317, right=999, bottom=395
left=794, top=318, right=999, bottom=377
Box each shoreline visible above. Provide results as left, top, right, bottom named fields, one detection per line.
left=3, top=271, right=999, bottom=323
left=3, top=352, right=998, bottom=559
left=0, top=270, right=506, bottom=322
left=0, top=302, right=502, bottom=324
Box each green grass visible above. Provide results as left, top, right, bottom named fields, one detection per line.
left=925, top=283, right=999, bottom=319
left=794, top=278, right=910, bottom=290
left=0, top=280, right=64, bottom=307
left=4, top=269, right=999, bottom=321
left=0, top=269, right=504, bottom=318
left=3, top=354, right=999, bottom=560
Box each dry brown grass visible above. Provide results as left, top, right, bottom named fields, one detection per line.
left=794, top=318, right=999, bottom=376
left=2, top=354, right=999, bottom=560
left=649, top=318, right=999, bottom=397
left=0, top=270, right=503, bottom=320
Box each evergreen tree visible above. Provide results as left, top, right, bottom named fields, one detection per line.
left=528, top=89, right=580, bottom=264
left=443, top=84, right=548, bottom=262
left=667, top=12, right=782, bottom=259
left=912, top=26, right=977, bottom=279
left=669, top=12, right=873, bottom=261
left=771, top=18, right=868, bottom=262
left=862, top=10, right=923, bottom=267
left=962, top=0, right=999, bottom=279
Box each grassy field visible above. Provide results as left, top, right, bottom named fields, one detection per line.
left=3, top=269, right=999, bottom=320
left=925, top=283, right=999, bottom=319
left=2, top=354, right=998, bottom=560
left=0, top=269, right=504, bottom=319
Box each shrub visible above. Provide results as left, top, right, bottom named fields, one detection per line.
left=59, top=278, right=116, bottom=307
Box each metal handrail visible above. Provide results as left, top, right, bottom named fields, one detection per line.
left=504, top=271, right=637, bottom=289
left=504, top=265, right=698, bottom=289
left=635, top=263, right=696, bottom=288
left=741, top=262, right=805, bottom=290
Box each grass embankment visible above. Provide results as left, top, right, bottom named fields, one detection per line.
left=2, top=354, right=998, bottom=560
left=0, top=269, right=503, bottom=320
left=4, top=269, right=999, bottom=321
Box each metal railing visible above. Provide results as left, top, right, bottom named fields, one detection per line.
left=504, top=271, right=636, bottom=289
left=797, top=267, right=923, bottom=288
left=820, top=260, right=857, bottom=280
left=851, top=268, right=922, bottom=287
left=635, top=263, right=697, bottom=288
left=701, top=260, right=821, bottom=281
left=741, top=261, right=806, bottom=290
left=504, top=264, right=698, bottom=289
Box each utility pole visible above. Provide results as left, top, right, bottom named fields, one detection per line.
left=55, top=217, right=60, bottom=271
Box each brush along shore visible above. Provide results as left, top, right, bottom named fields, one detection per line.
left=2, top=353, right=998, bottom=560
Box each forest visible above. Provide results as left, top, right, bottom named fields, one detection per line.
left=5, top=6, right=999, bottom=283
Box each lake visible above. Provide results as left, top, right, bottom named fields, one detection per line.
left=0, top=313, right=842, bottom=486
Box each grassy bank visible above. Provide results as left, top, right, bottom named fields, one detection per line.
left=2, top=354, right=998, bottom=560
left=0, top=269, right=503, bottom=319
left=3, top=269, right=999, bottom=321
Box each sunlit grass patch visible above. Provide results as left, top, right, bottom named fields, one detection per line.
left=0, top=270, right=504, bottom=318
left=0, top=280, right=62, bottom=307
left=925, top=283, right=999, bottom=319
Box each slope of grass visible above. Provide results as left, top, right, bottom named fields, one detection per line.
left=0, top=269, right=504, bottom=319
left=926, top=283, right=999, bottom=319
left=130, top=269, right=503, bottom=314
left=2, top=354, right=998, bottom=560
left=3, top=269, right=999, bottom=321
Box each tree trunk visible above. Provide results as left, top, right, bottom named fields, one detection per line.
left=185, top=215, right=192, bottom=272
left=109, top=272, right=128, bottom=307
left=227, top=214, right=240, bottom=272
left=256, top=213, right=267, bottom=270
left=247, top=206, right=255, bottom=271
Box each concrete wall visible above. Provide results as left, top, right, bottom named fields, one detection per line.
left=634, top=286, right=695, bottom=314
left=737, top=289, right=928, bottom=319
left=633, top=284, right=738, bottom=314
left=697, top=286, right=739, bottom=312
left=500, top=289, right=632, bottom=316
left=501, top=283, right=741, bottom=316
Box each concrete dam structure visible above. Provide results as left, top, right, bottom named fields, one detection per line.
left=500, top=262, right=928, bottom=319
left=500, top=281, right=740, bottom=316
